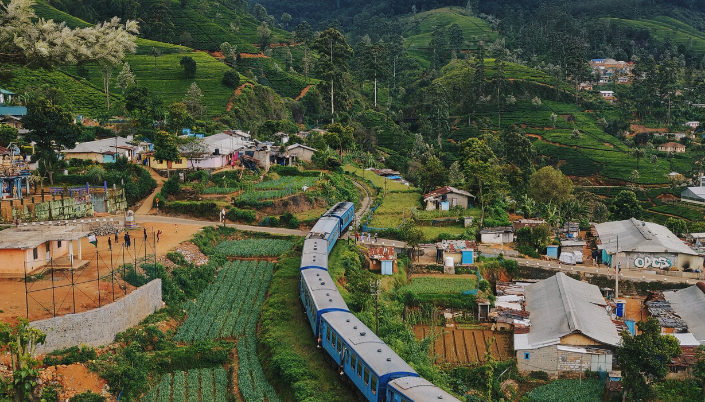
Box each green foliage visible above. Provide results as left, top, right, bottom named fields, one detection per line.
left=401, top=277, right=477, bottom=294
left=222, top=70, right=240, bottom=88
left=162, top=176, right=181, bottom=197
left=665, top=217, right=688, bottom=237
left=140, top=368, right=229, bottom=402
left=610, top=190, right=644, bottom=220
left=237, top=336, right=281, bottom=402
left=525, top=379, right=603, bottom=402
left=43, top=345, right=96, bottom=366
left=214, top=239, right=293, bottom=257
left=69, top=391, right=106, bottom=402
left=180, top=56, right=197, bottom=78
left=226, top=207, right=257, bottom=223
left=160, top=201, right=219, bottom=218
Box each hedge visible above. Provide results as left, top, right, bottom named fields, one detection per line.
left=226, top=207, right=256, bottom=223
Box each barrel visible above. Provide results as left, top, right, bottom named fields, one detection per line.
left=444, top=256, right=454, bottom=268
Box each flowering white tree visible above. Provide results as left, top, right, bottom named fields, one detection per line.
left=0, top=0, right=139, bottom=110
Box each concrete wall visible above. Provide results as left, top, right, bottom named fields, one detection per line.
left=31, top=279, right=163, bottom=354
left=517, top=345, right=613, bottom=375
left=517, top=345, right=559, bottom=373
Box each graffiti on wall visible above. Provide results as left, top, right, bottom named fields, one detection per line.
left=632, top=254, right=675, bottom=269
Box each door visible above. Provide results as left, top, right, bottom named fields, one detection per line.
left=45, top=242, right=51, bottom=261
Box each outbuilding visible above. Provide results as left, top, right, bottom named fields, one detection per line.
left=480, top=227, right=514, bottom=244
left=515, top=273, right=619, bottom=376
left=594, top=218, right=702, bottom=271
left=423, top=186, right=474, bottom=211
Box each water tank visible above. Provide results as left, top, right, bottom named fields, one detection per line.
left=444, top=257, right=454, bottom=268
left=214, top=148, right=220, bottom=155
left=615, top=299, right=626, bottom=318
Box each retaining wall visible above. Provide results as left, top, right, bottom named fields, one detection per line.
left=31, top=279, right=163, bottom=354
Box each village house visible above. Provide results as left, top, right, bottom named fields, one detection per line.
left=0, top=224, right=91, bottom=276
left=183, top=132, right=253, bottom=169
left=594, top=218, right=702, bottom=271
left=480, top=227, right=515, bottom=244
left=599, top=90, right=617, bottom=104
left=657, top=142, right=686, bottom=153
left=434, top=240, right=476, bottom=267
left=512, top=219, right=546, bottom=231
left=285, top=143, right=317, bottom=164
left=423, top=186, right=474, bottom=211
left=515, top=273, right=619, bottom=375
left=685, top=121, right=700, bottom=130
left=63, top=136, right=149, bottom=163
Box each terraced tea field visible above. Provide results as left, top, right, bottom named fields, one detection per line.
left=413, top=326, right=513, bottom=364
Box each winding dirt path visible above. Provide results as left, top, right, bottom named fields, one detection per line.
left=226, top=82, right=255, bottom=111
left=294, top=84, right=313, bottom=101
left=135, top=167, right=166, bottom=215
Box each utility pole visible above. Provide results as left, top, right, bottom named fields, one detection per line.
left=370, top=279, right=381, bottom=334
left=615, top=235, right=619, bottom=300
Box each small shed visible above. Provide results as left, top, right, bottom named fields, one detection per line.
left=546, top=245, right=559, bottom=258
left=480, top=227, right=515, bottom=244
left=423, top=186, right=474, bottom=211
left=367, top=245, right=396, bottom=275
left=436, top=240, right=476, bottom=265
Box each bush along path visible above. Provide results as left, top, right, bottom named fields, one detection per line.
left=136, top=167, right=166, bottom=215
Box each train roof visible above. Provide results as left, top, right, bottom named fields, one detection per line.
left=324, top=202, right=355, bottom=217
left=301, top=270, right=348, bottom=312
left=301, top=239, right=328, bottom=269
left=387, top=377, right=461, bottom=402
left=324, top=311, right=416, bottom=377
left=307, top=217, right=340, bottom=240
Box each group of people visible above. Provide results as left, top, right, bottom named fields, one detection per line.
left=103, top=226, right=167, bottom=251
left=354, top=232, right=378, bottom=243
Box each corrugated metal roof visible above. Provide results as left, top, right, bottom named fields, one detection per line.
left=664, top=286, right=705, bottom=344
left=0, top=106, right=26, bottom=116
left=683, top=187, right=705, bottom=199
left=523, top=273, right=620, bottom=348
left=594, top=218, right=697, bottom=256
left=387, top=377, right=460, bottom=401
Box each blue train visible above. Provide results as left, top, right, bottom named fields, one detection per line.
left=300, top=202, right=461, bottom=402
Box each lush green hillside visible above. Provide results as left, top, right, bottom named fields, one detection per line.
left=606, top=16, right=705, bottom=53
left=400, top=7, right=497, bottom=66
left=2, top=65, right=120, bottom=117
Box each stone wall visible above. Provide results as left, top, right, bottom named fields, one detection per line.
left=0, top=194, right=96, bottom=223
left=31, top=279, right=162, bottom=354
left=517, top=345, right=559, bottom=374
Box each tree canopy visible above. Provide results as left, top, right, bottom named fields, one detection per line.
left=528, top=166, right=573, bottom=205
left=610, top=190, right=644, bottom=220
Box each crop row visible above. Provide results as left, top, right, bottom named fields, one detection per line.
left=254, top=176, right=319, bottom=190
left=174, top=260, right=275, bottom=342
left=403, top=277, right=478, bottom=294
left=214, top=239, right=294, bottom=258
left=237, top=335, right=280, bottom=402
left=141, top=368, right=228, bottom=402
left=238, top=187, right=303, bottom=201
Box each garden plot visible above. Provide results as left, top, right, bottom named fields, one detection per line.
left=413, top=326, right=513, bottom=364
left=141, top=367, right=228, bottom=402
left=215, top=239, right=294, bottom=258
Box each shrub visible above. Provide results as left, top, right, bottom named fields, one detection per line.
left=166, top=252, right=187, bottom=265
left=516, top=244, right=539, bottom=258
left=43, top=345, right=97, bottom=366
left=69, top=391, right=106, bottom=402
left=222, top=70, right=240, bottom=88
left=161, top=201, right=218, bottom=218
left=226, top=207, right=256, bottom=223
left=162, top=175, right=181, bottom=197
left=528, top=370, right=550, bottom=381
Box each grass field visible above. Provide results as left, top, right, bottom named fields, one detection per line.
left=419, top=225, right=468, bottom=240
left=403, top=276, right=477, bottom=294
left=370, top=192, right=421, bottom=229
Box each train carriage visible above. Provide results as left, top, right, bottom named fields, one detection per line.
left=321, top=311, right=418, bottom=402
left=307, top=217, right=341, bottom=253
left=387, top=377, right=461, bottom=402
left=300, top=269, right=348, bottom=337
left=323, top=202, right=356, bottom=231
left=301, top=238, right=328, bottom=271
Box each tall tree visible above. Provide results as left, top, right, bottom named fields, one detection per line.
left=419, top=156, right=447, bottom=193
left=180, top=56, right=197, bottom=78
left=618, top=318, right=680, bottom=401
left=428, top=83, right=450, bottom=150
left=311, top=28, right=353, bottom=122
left=460, top=138, right=508, bottom=225
left=527, top=166, right=573, bottom=205
left=357, top=41, right=388, bottom=108
left=179, top=135, right=208, bottom=169
left=22, top=99, right=81, bottom=184
left=183, top=82, right=203, bottom=117
left=116, top=62, right=136, bottom=93
left=257, top=21, right=271, bottom=52
left=500, top=125, right=535, bottom=186
left=152, top=130, right=180, bottom=177
left=294, top=21, right=314, bottom=83
left=610, top=190, right=643, bottom=220
left=167, top=102, right=193, bottom=134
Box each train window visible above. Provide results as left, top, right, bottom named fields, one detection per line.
left=351, top=353, right=357, bottom=369
left=370, top=376, right=377, bottom=394
left=386, top=389, right=393, bottom=400
left=336, top=336, right=342, bottom=353
left=363, top=367, right=370, bottom=386
left=326, top=326, right=331, bottom=343
left=332, top=332, right=336, bottom=347
left=356, top=359, right=362, bottom=377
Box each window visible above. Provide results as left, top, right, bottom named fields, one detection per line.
left=370, top=375, right=378, bottom=394
left=57, top=240, right=62, bottom=248
left=32, top=248, right=38, bottom=260
left=46, top=243, right=50, bottom=252
left=351, top=353, right=357, bottom=369
left=331, top=332, right=336, bottom=347
left=524, top=352, right=530, bottom=360
left=336, top=336, right=342, bottom=353
left=363, top=367, right=370, bottom=386
left=356, top=359, right=362, bottom=377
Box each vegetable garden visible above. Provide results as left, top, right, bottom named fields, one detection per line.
left=141, top=367, right=228, bottom=402
left=524, top=379, right=603, bottom=402
left=402, top=277, right=477, bottom=294
left=214, top=239, right=294, bottom=258
left=174, top=260, right=274, bottom=342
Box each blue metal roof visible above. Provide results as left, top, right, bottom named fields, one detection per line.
left=0, top=106, right=27, bottom=116
left=0, top=89, right=15, bottom=95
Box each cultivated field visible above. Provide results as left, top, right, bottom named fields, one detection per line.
left=414, top=326, right=513, bottom=364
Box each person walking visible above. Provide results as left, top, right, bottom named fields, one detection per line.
left=124, top=232, right=131, bottom=249
left=143, top=227, right=148, bottom=241
left=367, top=232, right=371, bottom=243
left=374, top=233, right=378, bottom=243
left=157, top=230, right=162, bottom=242
left=175, top=224, right=178, bottom=233
left=108, top=237, right=112, bottom=251
left=115, top=230, right=119, bottom=244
